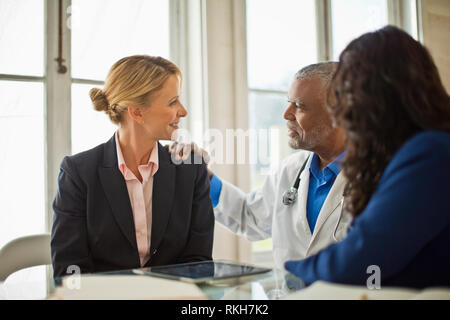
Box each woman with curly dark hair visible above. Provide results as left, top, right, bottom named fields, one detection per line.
left=285, top=25, right=450, bottom=288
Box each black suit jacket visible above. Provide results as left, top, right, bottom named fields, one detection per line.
left=51, top=135, right=214, bottom=278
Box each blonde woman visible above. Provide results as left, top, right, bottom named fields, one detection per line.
left=51, top=55, right=214, bottom=278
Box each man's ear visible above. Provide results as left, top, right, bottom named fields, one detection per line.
left=127, top=105, right=144, bottom=124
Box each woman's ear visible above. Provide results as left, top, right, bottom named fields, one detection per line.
left=127, top=105, right=144, bottom=124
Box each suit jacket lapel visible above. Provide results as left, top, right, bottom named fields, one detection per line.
left=98, top=135, right=138, bottom=252
left=150, top=143, right=176, bottom=254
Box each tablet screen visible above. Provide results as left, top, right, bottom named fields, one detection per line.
left=142, top=261, right=271, bottom=281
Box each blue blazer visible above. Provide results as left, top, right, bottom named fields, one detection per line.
left=285, top=131, right=450, bottom=288
left=51, top=135, right=215, bottom=278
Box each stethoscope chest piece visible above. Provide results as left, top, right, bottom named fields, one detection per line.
left=282, top=187, right=298, bottom=206
left=282, top=155, right=310, bottom=206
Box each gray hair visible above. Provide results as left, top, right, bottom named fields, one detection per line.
left=295, top=61, right=338, bottom=84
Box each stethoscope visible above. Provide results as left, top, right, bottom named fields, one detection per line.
left=282, top=156, right=310, bottom=206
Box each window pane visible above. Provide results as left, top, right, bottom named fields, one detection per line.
left=0, top=0, right=44, bottom=76
left=331, top=0, right=388, bottom=60
left=72, top=83, right=117, bottom=154
left=248, top=91, right=293, bottom=190
left=246, top=0, right=317, bottom=91
left=71, top=0, right=170, bottom=81
left=0, top=81, right=45, bottom=248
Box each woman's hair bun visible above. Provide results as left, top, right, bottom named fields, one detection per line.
left=89, top=88, right=109, bottom=112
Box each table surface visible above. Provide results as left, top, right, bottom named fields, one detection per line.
left=0, top=266, right=305, bottom=300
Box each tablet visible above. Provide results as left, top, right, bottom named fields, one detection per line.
left=133, top=260, right=272, bottom=283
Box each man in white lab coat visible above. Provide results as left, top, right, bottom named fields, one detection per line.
left=174, top=62, right=353, bottom=268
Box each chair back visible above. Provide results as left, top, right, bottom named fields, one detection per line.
left=0, top=234, right=52, bottom=281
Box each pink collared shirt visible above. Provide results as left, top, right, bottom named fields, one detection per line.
left=115, top=132, right=159, bottom=267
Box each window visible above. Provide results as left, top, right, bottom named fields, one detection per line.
left=246, top=0, right=317, bottom=189
left=331, top=0, right=388, bottom=60
left=71, top=0, right=170, bottom=154
left=0, top=0, right=44, bottom=76
left=0, top=0, right=46, bottom=294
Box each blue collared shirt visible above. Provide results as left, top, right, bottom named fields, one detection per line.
left=306, top=152, right=345, bottom=233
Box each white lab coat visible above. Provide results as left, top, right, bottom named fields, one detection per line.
left=214, top=150, right=353, bottom=269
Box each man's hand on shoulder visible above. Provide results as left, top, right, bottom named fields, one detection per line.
left=165, top=142, right=213, bottom=179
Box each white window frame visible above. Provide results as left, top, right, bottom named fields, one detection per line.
left=316, top=0, right=421, bottom=61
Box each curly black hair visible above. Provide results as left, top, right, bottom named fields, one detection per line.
left=328, top=25, right=450, bottom=217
